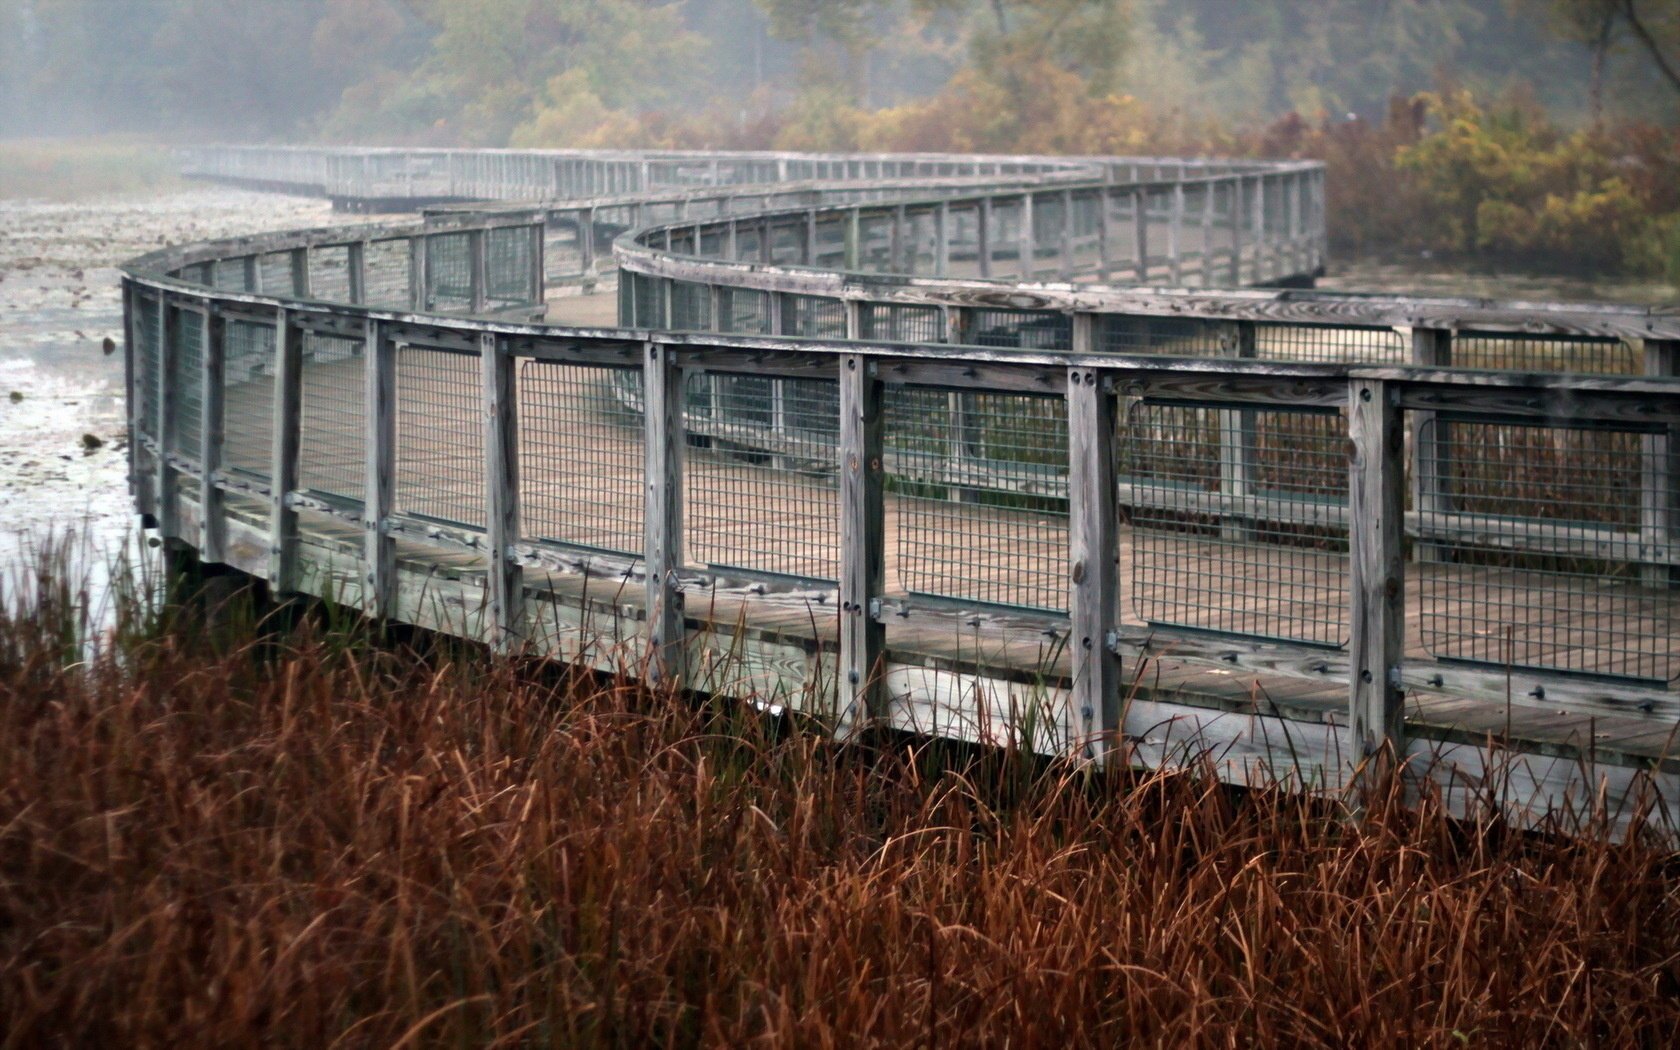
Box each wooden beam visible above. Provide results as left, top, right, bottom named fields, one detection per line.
left=198, top=305, right=227, bottom=564
left=837, top=352, right=885, bottom=737
left=644, top=341, right=685, bottom=687
left=1132, top=189, right=1148, bottom=283
left=268, top=309, right=303, bottom=594
left=1348, top=377, right=1406, bottom=776
left=363, top=320, right=395, bottom=619
left=1067, top=356, right=1121, bottom=759
left=155, top=299, right=179, bottom=540
left=481, top=332, right=523, bottom=649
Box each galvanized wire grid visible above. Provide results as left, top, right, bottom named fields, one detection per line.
left=518, top=362, right=644, bottom=557
left=1255, top=323, right=1407, bottom=364
left=735, top=225, right=762, bottom=262
left=887, top=387, right=1069, bottom=611
left=1452, top=332, right=1640, bottom=374
left=963, top=309, right=1073, bottom=351
left=363, top=239, right=412, bottom=307
left=486, top=226, right=533, bottom=306
left=719, top=288, right=769, bottom=334
left=1098, top=316, right=1224, bottom=356
left=211, top=258, right=251, bottom=293
left=297, top=332, right=366, bottom=504
left=543, top=219, right=582, bottom=279
left=781, top=295, right=846, bottom=338
left=684, top=373, right=840, bottom=581
left=1126, top=403, right=1350, bottom=646
left=1415, top=417, right=1678, bottom=680
left=857, top=214, right=893, bottom=271
left=862, top=304, right=942, bottom=343
left=395, top=346, right=484, bottom=528
left=167, top=305, right=203, bottom=461
left=221, top=319, right=275, bottom=479
left=137, top=294, right=161, bottom=440
left=670, top=281, right=712, bottom=331
left=812, top=216, right=846, bottom=270
left=426, top=233, right=473, bottom=311
left=259, top=253, right=297, bottom=297
left=308, top=245, right=352, bottom=304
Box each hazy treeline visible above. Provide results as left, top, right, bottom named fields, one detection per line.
left=3, top=0, right=1677, bottom=276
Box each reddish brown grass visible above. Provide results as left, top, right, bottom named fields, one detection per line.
left=2, top=584, right=1679, bottom=1047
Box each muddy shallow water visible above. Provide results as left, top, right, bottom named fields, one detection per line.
left=0, top=188, right=334, bottom=576
left=1, top=185, right=1674, bottom=578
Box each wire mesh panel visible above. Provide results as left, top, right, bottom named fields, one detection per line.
left=259, top=252, right=297, bottom=297
left=1416, top=417, right=1679, bottom=680
left=297, top=332, right=366, bottom=503
left=887, top=387, right=1069, bottom=611
left=1125, top=403, right=1350, bottom=646
left=166, top=305, right=203, bottom=462
left=719, top=288, right=769, bottom=334
left=363, top=239, right=413, bottom=307
left=486, top=226, right=534, bottom=307
left=396, top=346, right=484, bottom=528
left=1451, top=332, right=1640, bottom=375
left=862, top=304, right=942, bottom=343
left=684, top=374, right=839, bottom=581
left=211, top=258, right=252, bottom=292
left=781, top=295, right=846, bottom=338
left=308, top=245, right=352, bottom=304
left=962, top=309, right=1072, bottom=351
left=1098, top=316, right=1225, bottom=356
left=221, top=319, right=275, bottom=479
left=426, top=233, right=473, bottom=311
left=1254, top=323, right=1407, bottom=364
left=136, top=293, right=161, bottom=441
left=670, top=281, right=713, bottom=331
left=518, top=362, right=644, bottom=557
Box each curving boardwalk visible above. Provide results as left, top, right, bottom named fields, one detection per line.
left=125, top=146, right=1680, bottom=834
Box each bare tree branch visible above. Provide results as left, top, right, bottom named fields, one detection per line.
left=1621, top=0, right=1680, bottom=97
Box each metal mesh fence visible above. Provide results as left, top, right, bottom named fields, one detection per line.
left=1451, top=332, right=1640, bottom=375
left=1415, top=416, right=1679, bottom=680
left=887, top=387, right=1069, bottom=611
left=396, top=346, right=484, bottom=528
left=1254, top=323, right=1407, bottom=364
left=297, top=332, right=366, bottom=503
left=222, top=319, right=275, bottom=479
left=963, top=309, right=1072, bottom=351
left=259, top=252, right=296, bottom=297
left=684, top=373, right=839, bottom=581
left=670, top=281, right=712, bottom=331
left=1125, top=403, right=1350, bottom=646
left=1098, top=316, right=1225, bottom=356
left=719, top=288, right=769, bottom=334
left=862, top=304, right=942, bottom=343
left=167, top=305, right=203, bottom=460
left=518, top=362, right=644, bottom=557
left=308, top=245, right=352, bottom=304
left=211, top=258, right=252, bottom=293
left=363, top=239, right=412, bottom=307
left=486, top=226, right=534, bottom=306
left=426, top=232, right=473, bottom=311
left=781, top=295, right=847, bottom=338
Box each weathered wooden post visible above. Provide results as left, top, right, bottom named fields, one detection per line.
left=346, top=241, right=366, bottom=305
left=1018, top=192, right=1035, bottom=279
left=1348, top=378, right=1407, bottom=781
left=644, top=342, right=686, bottom=687
left=837, top=352, right=886, bottom=737
left=1068, top=314, right=1121, bottom=758
left=1643, top=339, right=1680, bottom=588
left=1059, top=188, right=1075, bottom=279
left=1218, top=322, right=1258, bottom=541
left=1229, top=179, right=1245, bottom=285
left=268, top=309, right=303, bottom=594
left=978, top=197, right=994, bottom=279
left=409, top=234, right=429, bottom=312
left=198, top=305, right=226, bottom=565
left=1096, top=186, right=1113, bottom=279
left=1132, top=188, right=1149, bottom=283
left=481, top=332, right=523, bottom=650
left=1410, top=328, right=1453, bottom=564
left=155, top=298, right=179, bottom=541
left=289, top=247, right=310, bottom=298
left=1169, top=183, right=1185, bottom=285
left=363, top=320, right=395, bottom=619
left=934, top=200, right=951, bottom=275
left=468, top=229, right=488, bottom=314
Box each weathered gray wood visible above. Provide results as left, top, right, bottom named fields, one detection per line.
left=1132, top=189, right=1148, bottom=283
left=409, top=235, right=427, bottom=311
left=468, top=229, right=488, bottom=314
left=346, top=241, right=365, bottom=305
left=1410, top=327, right=1454, bottom=564
left=1018, top=193, right=1035, bottom=280
left=481, top=332, right=523, bottom=649
left=289, top=248, right=309, bottom=298
left=155, top=299, right=179, bottom=539
left=268, top=310, right=303, bottom=593
left=1643, top=339, right=1679, bottom=588
left=363, top=319, right=395, bottom=618
left=1067, top=359, right=1121, bottom=758
left=1217, top=322, right=1259, bottom=541
left=199, top=305, right=227, bottom=563
left=977, top=198, right=994, bottom=279
left=1348, top=377, right=1406, bottom=772
left=644, top=341, right=685, bottom=687
left=837, top=352, right=885, bottom=736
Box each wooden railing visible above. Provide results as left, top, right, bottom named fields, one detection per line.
left=127, top=146, right=1680, bottom=831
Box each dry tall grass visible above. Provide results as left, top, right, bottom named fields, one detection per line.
left=2, top=565, right=1679, bottom=1047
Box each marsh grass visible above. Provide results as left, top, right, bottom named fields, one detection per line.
left=0, top=137, right=178, bottom=201
left=2, top=548, right=1680, bottom=1046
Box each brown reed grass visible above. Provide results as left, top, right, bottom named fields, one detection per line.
left=2, top=571, right=1679, bottom=1047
